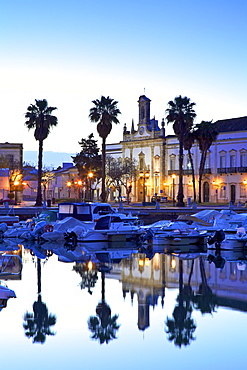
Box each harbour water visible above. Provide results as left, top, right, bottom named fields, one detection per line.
left=0, top=241, right=246, bottom=370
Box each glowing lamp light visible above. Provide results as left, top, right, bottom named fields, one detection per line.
left=145, top=258, right=150, bottom=266
left=170, top=257, right=176, bottom=270
left=138, top=259, right=144, bottom=267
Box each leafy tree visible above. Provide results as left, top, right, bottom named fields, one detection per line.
left=25, top=99, right=58, bottom=206
left=166, top=96, right=196, bottom=206
left=73, top=262, right=98, bottom=295
left=72, top=133, right=102, bottom=199
left=194, top=121, right=218, bottom=203
left=106, top=156, right=137, bottom=201
left=41, top=167, right=55, bottom=201
left=0, top=155, right=23, bottom=200
left=89, top=96, right=121, bottom=202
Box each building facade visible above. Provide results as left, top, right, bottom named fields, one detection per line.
left=0, top=142, right=23, bottom=201
left=107, top=95, right=247, bottom=204
left=120, top=95, right=166, bottom=202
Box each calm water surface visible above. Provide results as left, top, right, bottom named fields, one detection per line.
left=0, top=240, right=246, bottom=370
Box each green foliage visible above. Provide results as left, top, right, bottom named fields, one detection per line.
left=106, top=156, right=137, bottom=199
left=24, top=99, right=58, bottom=206
left=25, top=99, right=58, bottom=142
left=89, top=96, right=121, bottom=202
left=194, top=121, right=218, bottom=202
left=89, top=96, right=121, bottom=140
left=166, top=96, right=196, bottom=206
left=23, top=295, right=57, bottom=344
left=72, top=133, right=102, bottom=180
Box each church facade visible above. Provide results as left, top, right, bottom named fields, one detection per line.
left=107, top=95, right=247, bottom=204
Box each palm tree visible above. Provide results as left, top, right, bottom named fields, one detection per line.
left=89, top=96, right=121, bottom=202
left=25, top=99, right=58, bottom=206
left=88, top=267, right=120, bottom=344
left=192, top=257, right=217, bottom=314
left=165, top=260, right=196, bottom=347
left=23, top=258, right=56, bottom=344
left=166, top=96, right=196, bottom=206
left=194, top=121, right=218, bottom=203
left=184, top=129, right=196, bottom=202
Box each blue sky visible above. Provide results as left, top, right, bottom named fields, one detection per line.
left=1, top=0, right=246, bottom=165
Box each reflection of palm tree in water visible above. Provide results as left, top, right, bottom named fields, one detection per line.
left=23, top=258, right=56, bottom=344
left=88, top=267, right=120, bottom=344
left=165, top=259, right=196, bottom=348
left=192, top=257, right=217, bottom=314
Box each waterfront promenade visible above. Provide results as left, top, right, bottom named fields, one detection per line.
left=1, top=200, right=247, bottom=223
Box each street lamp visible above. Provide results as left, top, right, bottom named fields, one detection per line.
left=13, top=180, right=19, bottom=203
left=212, top=181, right=218, bottom=203
left=139, top=171, right=150, bottom=203
left=67, top=181, right=72, bottom=198
left=77, top=180, right=82, bottom=200
left=88, top=172, right=94, bottom=201
left=172, top=174, right=176, bottom=206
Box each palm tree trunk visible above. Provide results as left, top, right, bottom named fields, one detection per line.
left=101, top=138, right=106, bottom=202
left=198, top=151, right=207, bottom=203
left=101, top=271, right=105, bottom=303
left=35, top=139, right=43, bottom=206
left=177, top=139, right=185, bottom=207
left=188, top=150, right=196, bottom=202
left=37, top=258, right=41, bottom=294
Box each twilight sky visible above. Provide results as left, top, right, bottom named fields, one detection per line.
left=1, top=0, right=246, bottom=165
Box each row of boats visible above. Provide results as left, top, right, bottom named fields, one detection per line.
left=0, top=201, right=247, bottom=250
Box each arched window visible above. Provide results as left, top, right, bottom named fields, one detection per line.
left=170, top=154, right=176, bottom=171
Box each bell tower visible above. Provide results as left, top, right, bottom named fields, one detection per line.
left=138, top=95, right=151, bottom=127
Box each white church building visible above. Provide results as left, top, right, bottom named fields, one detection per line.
left=106, top=96, right=247, bottom=204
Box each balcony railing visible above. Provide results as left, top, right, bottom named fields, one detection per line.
left=168, top=168, right=211, bottom=176
left=217, top=167, right=246, bottom=174
left=217, top=167, right=227, bottom=174
left=203, top=168, right=211, bottom=174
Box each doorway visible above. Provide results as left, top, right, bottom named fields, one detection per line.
left=203, top=181, right=209, bottom=202
left=230, top=184, right=236, bottom=203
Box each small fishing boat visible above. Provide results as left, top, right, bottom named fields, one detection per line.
left=207, top=227, right=247, bottom=249
left=0, top=281, right=16, bottom=310
left=141, top=220, right=208, bottom=246
left=64, top=215, right=144, bottom=244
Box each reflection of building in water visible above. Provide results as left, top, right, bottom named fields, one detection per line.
left=165, top=253, right=247, bottom=311
left=121, top=252, right=247, bottom=331
left=121, top=253, right=166, bottom=331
